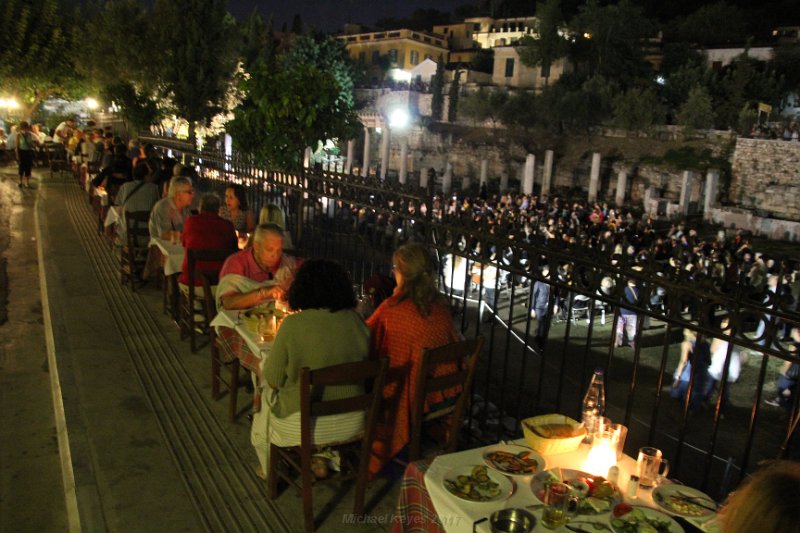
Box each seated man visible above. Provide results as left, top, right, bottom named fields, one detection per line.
left=148, top=176, right=193, bottom=240
left=178, top=193, right=238, bottom=289
left=216, top=223, right=301, bottom=310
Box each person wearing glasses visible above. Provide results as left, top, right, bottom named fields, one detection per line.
left=148, top=176, right=194, bottom=240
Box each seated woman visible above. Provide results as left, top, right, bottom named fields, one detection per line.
left=220, top=184, right=255, bottom=234
left=252, top=259, right=368, bottom=479
left=366, top=243, right=461, bottom=478
left=258, top=203, right=293, bottom=250
left=719, top=460, right=800, bottom=533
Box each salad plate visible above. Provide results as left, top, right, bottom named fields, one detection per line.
left=531, top=468, right=621, bottom=515
left=443, top=465, right=514, bottom=503
left=483, top=444, right=546, bottom=476
left=653, top=484, right=717, bottom=518
left=610, top=506, right=683, bottom=533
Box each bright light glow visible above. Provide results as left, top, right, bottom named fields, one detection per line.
left=0, top=98, right=19, bottom=109
left=655, top=75, right=665, bottom=86
left=388, top=108, right=410, bottom=129
left=375, top=127, right=382, bottom=134
left=85, top=98, right=99, bottom=109
left=389, top=68, right=412, bottom=82
left=583, top=32, right=592, bottom=39
left=584, top=440, right=617, bottom=476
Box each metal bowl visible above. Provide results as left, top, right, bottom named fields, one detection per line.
left=489, top=508, right=536, bottom=533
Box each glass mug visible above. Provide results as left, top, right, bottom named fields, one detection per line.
left=541, top=482, right=578, bottom=529
left=637, top=447, right=669, bottom=488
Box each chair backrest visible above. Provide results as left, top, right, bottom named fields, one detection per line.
left=298, top=359, right=389, bottom=452
left=410, top=336, right=484, bottom=460
left=125, top=210, right=151, bottom=251
left=186, top=248, right=234, bottom=288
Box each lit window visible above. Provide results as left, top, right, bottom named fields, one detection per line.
left=388, top=49, right=398, bottom=63
left=410, top=50, right=419, bottom=65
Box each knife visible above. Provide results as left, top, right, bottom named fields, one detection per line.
left=565, top=526, right=593, bottom=533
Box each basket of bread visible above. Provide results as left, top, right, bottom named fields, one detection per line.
left=521, top=414, right=586, bottom=455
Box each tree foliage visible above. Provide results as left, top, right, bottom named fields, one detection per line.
left=0, top=0, right=86, bottom=119
left=499, top=91, right=538, bottom=133
left=448, top=71, right=461, bottom=122
left=460, top=88, right=508, bottom=127
left=677, top=85, right=714, bottom=130
left=612, top=86, right=665, bottom=131
left=430, top=61, right=446, bottom=121
left=518, top=0, right=568, bottom=85
left=227, top=33, right=361, bottom=171
left=153, top=0, right=239, bottom=137
left=669, top=2, right=748, bottom=47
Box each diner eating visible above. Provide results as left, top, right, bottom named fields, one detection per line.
left=148, top=176, right=194, bottom=240
left=252, top=259, right=369, bottom=479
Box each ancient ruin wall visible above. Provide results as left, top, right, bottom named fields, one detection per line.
left=731, top=138, right=800, bottom=220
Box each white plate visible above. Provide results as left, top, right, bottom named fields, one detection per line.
left=653, top=484, right=717, bottom=518
left=531, top=468, right=622, bottom=515
left=442, top=465, right=514, bottom=503
left=611, top=506, right=683, bottom=533
left=483, top=444, right=546, bottom=476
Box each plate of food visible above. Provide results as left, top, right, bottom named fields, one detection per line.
left=483, top=444, right=546, bottom=476
left=653, top=484, right=718, bottom=518
left=443, top=465, right=514, bottom=503
left=241, top=303, right=285, bottom=333
left=610, top=505, right=683, bottom=533
left=531, top=468, right=621, bottom=515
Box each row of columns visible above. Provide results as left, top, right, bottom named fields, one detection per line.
left=348, top=133, right=719, bottom=212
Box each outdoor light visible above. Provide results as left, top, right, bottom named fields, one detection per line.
left=0, top=97, right=19, bottom=109
left=389, top=68, right=412, bottom=82
left=655, top=76, right=666, bottom=86
left=388, top=108, right=410, bottom=129
left=583, top=32, right=592, bottom=39
left=85, top=98, right=99, bottom=109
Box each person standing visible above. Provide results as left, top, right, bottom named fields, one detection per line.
left=14, top=121, right=36, bottom=189
left=530, top=266, right=552, bottom=345
left=616, top=278, right=640, bottom=350
left=53, top=117, right=76, bottom=145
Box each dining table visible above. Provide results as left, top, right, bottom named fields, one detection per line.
left=146, top=237, right=185, bottom=319
left=395, top=438, right=722, bottom=533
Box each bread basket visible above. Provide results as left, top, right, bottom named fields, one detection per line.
left=521, top=414, right=586, bottom=455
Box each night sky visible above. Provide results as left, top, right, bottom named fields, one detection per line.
left=226, top=0, right=471, bottom=32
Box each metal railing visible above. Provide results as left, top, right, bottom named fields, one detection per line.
left=140, top=134, right=800, bottom=498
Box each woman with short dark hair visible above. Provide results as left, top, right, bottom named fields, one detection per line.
left=221, top=184, right=255, bottom=233
left=251, top=259, right=368, bottom=479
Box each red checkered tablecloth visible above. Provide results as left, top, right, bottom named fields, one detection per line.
left=393, top=459, right=446, bottom=533
left=216, top=326, right=261, bottom=410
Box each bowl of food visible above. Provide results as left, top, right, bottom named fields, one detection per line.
left=521, top=414, right=586, bottom=455
left=489, top=508, right=536, bottom=533
left=241, top=304, right=285, bottom=334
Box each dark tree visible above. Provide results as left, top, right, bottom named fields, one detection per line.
left=430, top=59, right=446, bottom=121
left=518, top=0, right=568, bottom=86
left=448, top=71, right=461, bottom=122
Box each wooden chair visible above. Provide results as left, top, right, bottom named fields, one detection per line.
left=120, top=211, right=151, bottom=291
left=179, top=248, right=233, bottom=353
left=198, top=271, right=243, bottom=421
left=408, top=336, right=484, bottom=462
left=268, top=358, right=389, bottom=532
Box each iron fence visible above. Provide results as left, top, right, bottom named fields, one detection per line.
left=140, top=134, right=800, bottom=498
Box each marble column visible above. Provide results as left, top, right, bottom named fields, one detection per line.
left=361, top=127, right=371, bottom=178
left=442, top=162, right=453, bottom=195
left=680, top=170, right=693, bottom=215
left=379, top=127, right=391, bottom=181
left=615, top=168, right=628, bottom=207
left=480, top=159, right=488, bottom=187
left=542, top=149, right=554, bottom=199
left=399, top=140, right=408, bottom=184
left=704, top=169, right=719, bottom=219
left=523, top=153, right=535, bottom=195
left=588, top=152, right=601, bottom=203
left=303, top=146, right=312, bottom=169
left=345, top=139, right=355, bottom=174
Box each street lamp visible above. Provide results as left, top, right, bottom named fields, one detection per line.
left=85, top=98, right=99, bottom=110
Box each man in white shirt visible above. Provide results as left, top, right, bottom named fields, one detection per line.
left=53, top=117, right=76, bottom=144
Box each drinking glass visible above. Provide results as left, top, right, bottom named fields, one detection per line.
left=637, top=447, right=669, bottom=488
left=610, top=423, right=628, bottom=460
left=541, top=482, right=578, bottom=529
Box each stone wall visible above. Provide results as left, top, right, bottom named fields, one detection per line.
left=730, top=138, right=800, bottom=220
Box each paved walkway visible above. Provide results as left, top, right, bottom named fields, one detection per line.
left=0, top=167, right=399, bottom=532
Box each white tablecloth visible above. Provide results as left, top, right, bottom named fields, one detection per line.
left=104, top=205, right=121, bottom=228
left=425, top=439, right=720, bottom=533
left=95, top=188, right=109, bottom=206
left=209, top=308, right=273, bottom=362
left=149, top=237, right=185, bottom=276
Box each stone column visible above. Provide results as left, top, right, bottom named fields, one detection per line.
left=704, top=169, right=719, bottom=219
left=361, top=127, right=371, bottom=178
left=379, top=127, right=391, bottom=181
left=420, top=167, right=431, bottom=189
left=588, top=152, right=601, bottom=203
left=399, top=140, right=408, bottom=185
left=522, top=153, right=535, bottom=195
left=480, top=159, right=488, bottom=187
left=303, top=146, right=312, bottom=169
left=442, top=162, right=453, bottom=195
left=542, top=149, right=554, bottom=198
left=345, top=139, right=355, bottom=174
left=615, top=168, right=628, bottom=207
left=680, top=170, right=693, bottom=215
